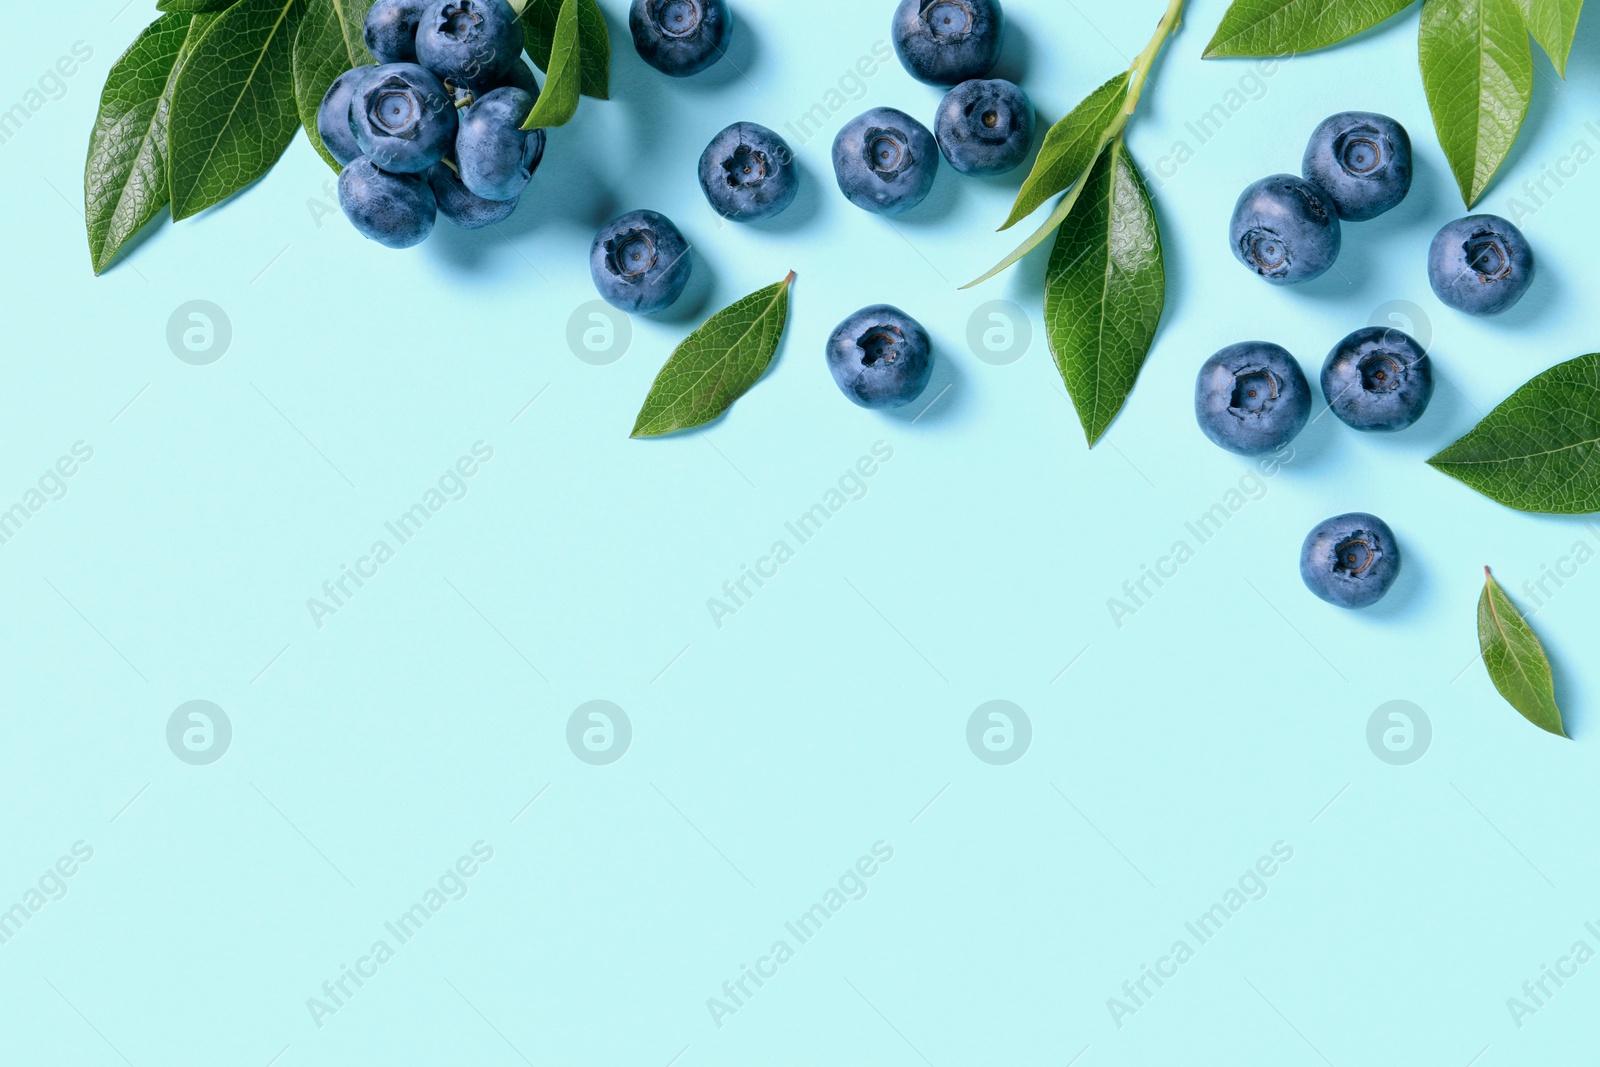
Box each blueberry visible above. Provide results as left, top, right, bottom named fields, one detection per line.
left=339, top=156, right=437, bottom=248
left=491, top=58, right=540, bottom=95
left=935, top=78, right=1032, bottom=176
left=364, top=0, right=426, bottom=64
left=415, top=0, right=522, bottom=90
left=456, top=87, right=545, bottom=201
left=1300, top=512, right=1401, bottom=609
left=591, top=210, right=692, bottom=314
left=316, top=65, right=373, bottom=166
left=1230, top=175, right=1342, bottom=284
left=1195, top=342, right=1312, bottom=455
left=1428, top=214, right=1534, bottom=316
left=349, top=63, right=457, bottom=174
left=698, top=122, right=798, bottom=222
left=428, top=163, right=518, bottom=228
left=1301, top=111, right=1412, bottom=221
left=833, top=107, right=939, bottom=216
left=892, top=0, right=1003, bottom=85
left=826, top=305, right=934, bottom=409
left=629, top=0, right=731, bottom=78
left=1321, top=327, right=1433, bottom=432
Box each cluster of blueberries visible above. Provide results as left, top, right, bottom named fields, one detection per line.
left=590, top=0, right=1029, bottom=410
left=319, top=0, right=547, bottom=248
left=1228, top=111, right=1536, bottom=316
left=1202, top=110, right=1529, bottom=610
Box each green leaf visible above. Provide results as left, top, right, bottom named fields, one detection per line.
left=1044, top=139, right=1165, bottom=446
left=1204, top=0, right=1417, bottom=56
left=631, top=273, right=796, bottom=439
left=84, top=13, right=196, bottom=275
left=159, top=0, right=241, bottom=11
left=521, top=0, right=582, bottom=129
left=168, top=0, right=305, bottom=220
left=1428, top=353, right=1600, bottom=513
left=1479, top=567, right=1566, bottom=737
left=1419, top=0, right=1533, bottom=206
left=293, top=0, right=374, bottom=171
left=517, top=0, right=609, bottom=99
left=1515, top=0, right=1584, bottom=76
left=1002, top=72, right=1129, bottom=231
left=965, top=139, right=1113, bottom=288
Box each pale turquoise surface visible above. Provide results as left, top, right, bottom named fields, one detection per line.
left=5, top=1, right=1600, bottom=1063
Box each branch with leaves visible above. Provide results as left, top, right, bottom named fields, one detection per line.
left=1205, top=0, right=1585, bottom=207
left=966, top=0, right=1183, bottom=447
left=84, top=0, right=608, bottom=274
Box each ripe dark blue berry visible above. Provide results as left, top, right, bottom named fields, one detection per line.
left=1321, top=327, right=1433, bottom=432
left=415, top=0, right=522, bottom=91
left=698, top=122, right=799, bottom=222
left=1195, top=342, right=1312, bottom=455
left=1301, top=111, right=1412, bottom=221
left=428, top=163, right=518, bottom=228
left=456, top=87, right=545, bottom=201
left=629, top=0, right=731, bottom=78
left=892, top=0, right=1004, bottom=85
left=827, top=305, right=934, bottom=409
left=316, top=65, right=373, bottom=166
left=1301, top=513, right=1402, bottom=609
left=833, top=107, right=939, bottom=216
left=364, top=0, right=426, bottom=64
left=339, top=156, right=437, bottom=248
left=1428, top=214, right=1534, bottom=316
left=1230, top=175, right=1342, bottom=284
left=349, top=63, right=457, bottom=174
left=935, top=78, right=1033, bottom=175
left=591, top=210, right=693, bottom=314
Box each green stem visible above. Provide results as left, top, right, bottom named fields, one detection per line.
left=963, top=0, right=1186, bottom=288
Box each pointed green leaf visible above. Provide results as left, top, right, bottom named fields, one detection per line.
left=84, top=13, right=197, bottom=275
left=168, top=0, right=305, bottom=220
left=521, top=0, right=582, bottom=130
left=1044, top=139, right=1165, bottom=446
left=1515, top=0, right=1584, bottom=76
left=1419, top=0, right=1532, bottom=206
left=1479, top=568, right=1566, bottom=737
left=516, top=0, right=609, bottom=99
left=631, top=273, right=796, bottom=439
left=1204, top=0, right=1417, bottom=56
left=964, top=139, right=1112, bottom=288
left=293, top=0, right=373, bottom=172
left=1428, top=353, right=1600, bottom=513
left=1002, top=72, right=1129, bottom=231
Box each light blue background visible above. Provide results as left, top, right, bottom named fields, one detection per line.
left=4, top=0, right=1600, bottom=1063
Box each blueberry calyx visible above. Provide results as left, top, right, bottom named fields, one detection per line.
left=1334, top=533, right=1378, bottom=578
left=606, top=229, right=660, bottom=280
left=1229, top=367, right=1279, bottom=414
left=925, top=1, right=975, bottom=37
left=1240, top=229, right=1289, bottom=277
left=1465, top=232, right=1512, bottom=280
left=438, top=1, right=484, bottom=39
left=1334, top=128, right=1382, bottom=176
left=857, top=325, right=907, bottom=366
left=651, top=0, right=703, bottom=37
left=866, top=127, right=914, bottom=181
left=723, top=144, right=767, bottom=188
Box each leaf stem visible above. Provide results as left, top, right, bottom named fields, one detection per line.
left=1124, top=0, right=1186, bottom=120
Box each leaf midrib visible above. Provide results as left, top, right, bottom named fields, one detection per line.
left=1484, top=579, right=1550, bottom=710
left=1439, top=432, right=1600, bottom=466
left=642, top=284, right=788, bottom=430
left=181, top=0, right=297, bottom=207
